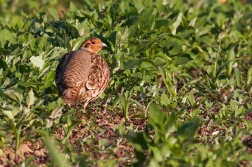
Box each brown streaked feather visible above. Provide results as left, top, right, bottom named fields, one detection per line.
left=55, top=38, right=109, bottom=109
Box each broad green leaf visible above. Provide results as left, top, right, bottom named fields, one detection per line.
left=30, top=55, right=44, bottom=70
left=48, top=8, right=59, bottom=21
left=49, top=107, right=63, bottom=120
left=26, top=89, right=35, bottom=107
left=4, top=90, right=23, bottom=104
left=152, top=56, right=169, bottom=66
left=199, top=36, right=212, bottom=45
left=160, top=93, right=170, bottom=107
left=127, top=132, right=148, bottom=151
left=124, top=59, right=139, bottom=70
left=69, top=1, right=78, bottom=12
left=171, top=12, right=183, bottom=35
left=150, top=146, right=163, bottom=162
left=120, top=1, right=127, bottom=15
left=149, top=103, right=165, bottom=126
left=177, top=118, right=200, bottom=140
left=155, top=19, right=170, bottom=32
left=72, top=36, right=87, bottom=51
left=187, top=92, right=196, bottom=106
left=0, top=29, right=15, bottom=47
left=0, top=17, right=8, bottom=26
left=38, top=35, right=49, bottom=49
left=133, top=0, right=145, bottom=13
left=99, top=138, right=108, bottom=148
left=10, top=15, right=24, bottom=29
left=134, top=40, right=154, bottom=53
left=189, top=17, right=197, bottom=27
left=43, top=70, right=55, bottom=88
left=2, top=110, right=14, bottom=120
left=160, top=41, right=181, bottom=55
left=0, top=121, right=12, bottom=131
left=139, top=8, right=154, bottom=19
left=140, top=62, right=155, bottom=70
left=47, top=47, right=67, bottom=61
left=25, top=156, right=34, bottom=166
left=108, top=31, right=117, bottom=50
left=174, top=54, right=193, bottom=65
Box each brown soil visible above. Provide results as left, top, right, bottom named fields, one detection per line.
left=0, top=107, right=148, bottom=166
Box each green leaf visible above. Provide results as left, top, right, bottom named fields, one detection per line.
left=48, top=8, right=59, bottom=20
left=99, top=138, right=108, bottom=148
left=247, top=65, right=252, bottom=85
left=44, top=133, right=70, bottom=167
left=62, top=120, right=81, bottom=144
left=69, top=2, right=78, bottom=12
left=4, top=90, right=23, bottom=104
left=25, top=156, right=34, bottom=166
left=189, top=17, right=197, bottom=27
left=234, top=68, right=241, bottom=87
left=133, top=0, right=145, bottom=13
left=0, top=121, right=12, bottom=131
left=140, top=61, right=155, bottom=70
left=2, top=110, right=14, bottom=120
left=43, top=70, right=55, bottom=88
left=160, top=41, right=181, bottom=55
left=124, top=59, right=140, bottom=70
left=120, top=1, right=127, bottom=15
left=160, top=93, right=170, bottom=107
left=49, top=107, right=63, bottom=119
left=134, top=40, right=155, bottom=53
left=187, top=92, right=196, bottom=106
left=0, top=29, right=15, bottom=47
left=127, top=132, right=148, bottom=151
left=18, top=81, right=43, bottom=87
left=118, top=93, right=129, bottom=119
left=174, top=54, right=193, bottom=65
left=171, top=12, right=183, bottom=35
left=0, top=17, right=8, bottom=26
left=30, top=55, right=44, bottom=70
left=38, top=35, right=49, bottom=49
left=26, top=89, right=35, bottom=107
left=226, top=48, right=235, bottom=76
left=149, top=103, right=165, bottom=126
left=72, top=36, right=87, bottom=51
left=177, top=118, right=200, bottom=140
left=139, top=8, right=154, bottom=19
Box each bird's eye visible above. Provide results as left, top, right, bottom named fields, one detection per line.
left=92, top=41, right=96, bottom=44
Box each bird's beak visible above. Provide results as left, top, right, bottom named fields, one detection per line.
left=101, top=42, right=107, bottom=47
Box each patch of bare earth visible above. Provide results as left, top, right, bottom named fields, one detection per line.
left=0, top=107, right=148, bottom=166
left=60, top=109, right=148, bottom=165
left=0, top=140, right=48, bottom=166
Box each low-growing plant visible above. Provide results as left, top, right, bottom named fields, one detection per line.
left=1, top=0, right=252, bottom=166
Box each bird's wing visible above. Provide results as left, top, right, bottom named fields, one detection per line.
left=55, top=51, right=74, bottom=85
left=86, top=54, right=110, bottom=97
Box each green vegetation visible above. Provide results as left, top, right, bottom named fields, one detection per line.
left=1, top=0, right=252, bottom=166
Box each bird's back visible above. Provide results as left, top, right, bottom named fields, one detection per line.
left=56, top=49, right=109, bottom=106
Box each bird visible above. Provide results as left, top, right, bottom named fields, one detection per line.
left=55, top=37, right=110, bottom=109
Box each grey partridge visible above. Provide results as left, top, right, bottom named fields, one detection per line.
left=55, top=37, right=109, bottom=109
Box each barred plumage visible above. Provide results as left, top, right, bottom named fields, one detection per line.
left=55, top=37, right=109, bottom=109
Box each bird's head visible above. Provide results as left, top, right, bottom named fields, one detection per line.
left=79, top=37, right=107, bottom=54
